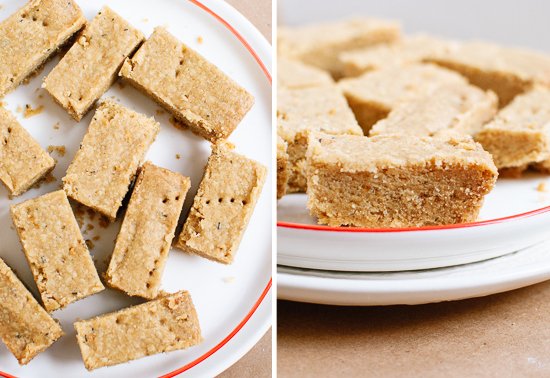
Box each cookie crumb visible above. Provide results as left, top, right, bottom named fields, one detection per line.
left=29, top=171, right=57, bottom=191
left=169, top=116, right=185, bottom=129
left=92, top=235, right=100, bottom=241
left=85, top=240, right=95, bottom=250
left=47, top=145, right=66, bottom=157
left=99, top=216, right=109, bottom=228
left=86, top=208, right=97, bottom=221
left=537, top=182, right=547, bottom=192
left=223, top=276, right=235, bottom=283
left=23, top=104, right=44, bottom=118
left=155, top=108, right=165, bottom=116
left=141, top=18, right=148, bottom=23
left=175, top=154, right=181, bottom=160
left=53, top=122, right=60, bottom=130
left=197, top=36, right=203, bottom=44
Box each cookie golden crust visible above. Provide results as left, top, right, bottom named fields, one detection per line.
left=176, top=142, right=266, bottom=264
left=370, top=84, right=498, bottom=137
left=278, top=85, right=362, bottom=193
left=338, top=63, right=469, bottom=133
left=277, top=136, right=289, bottom=199
left=339, top=34, right=453, bottom=77
left=105, top=162, right=191, bottom=299
left=278, top=17, right=400, bottom=77
left=43, top=6, right=144, bottom=121
left=120, top=27, right=254, bottom=142
left=0, top=107, right=55, bottom=196
left=0, top=257, right=63, bottom=365
left=10, top=190, right=104, bottom=312
left=426, top=41, right=550, bottom=107
left=74, top=291, right=202, bottom=371
left=0, top=0, right=86, bottom=97
left=277, top=57, right=333, bottom=89
left=63, top=100, right=160, bottom=221
left=306, top=133, right=497, bottom=228
left=475, top=86, right=550, bottom=169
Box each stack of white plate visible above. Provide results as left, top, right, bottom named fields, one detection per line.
left=277, top=175, right=550, bottom=305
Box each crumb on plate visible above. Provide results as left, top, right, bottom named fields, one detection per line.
left=47, top=145, right=66, bottom=157
left=23, top=104, right=44, bottom=118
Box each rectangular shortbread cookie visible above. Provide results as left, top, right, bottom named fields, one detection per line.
left=43, top=6, right=144, bottom=120
left=426, top=41, right=550, bottom=107
left=338, top=63, right=469, bottom=133
left=105, top=162, right=190, bottom=299
left=175, top=143, right=266, bottom=264
left=278, top=85, right=362, bottom=193
left=63, top=100, right=159, bottom=221
left=10, top=190, right=105, bottom=312
left=278, top=17, right=400, bottom=77
left=0, top=257, right=63, bottom=365
left=370, top=84, right=497, bottom=137
left=306, top=133, right=497, bottom=228
left=0, top=107, right=55, bottom=196
left=0, top=0, right=86, bottom=97
left=475, top=86, right=550, bottom=169
left=119, top=27, right=254, bottom=142
left=74, top=290, right=201, bottom=370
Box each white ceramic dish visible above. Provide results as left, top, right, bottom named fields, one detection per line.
left=278, top=176, right=550, bottom=271
left=0, top=0, right=271, bottom=376
left=278, top=239, right=550, bottom=306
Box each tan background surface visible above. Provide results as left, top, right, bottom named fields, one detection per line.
left=217, top=1, right=271, bottom=377
left=278, top=281, right=550, bottom=377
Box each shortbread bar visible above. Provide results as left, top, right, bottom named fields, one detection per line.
left=338, top=63, right=468, bottom=133
left=427, top=41, right=550, bottom=107
left=278, top=17, right=400, bottom=77
left=11, top=190, right=104, bottom=312
left=475, top=86, right=550, bottom=169
left=278, top=85, right=362, bottom=192
left=306, top=133, right=497, bottom=228
left=74, top=291, right=201, bottom=370
left=0, top=107, right=55, bottom=196
left=44, top=6, right=144, bottom=120
left=278, top=57, right=333, bottom=89
left=0, top=0, right=86, bottom=97
left=63, top=101, right=159, bottom=221
left=176, top=143, right=266, bottom=264
left=277, top=136, right=289, bottom=199
left=105, top=162, right=190, bottom=299
left=370, top=84, right=497, bottom=137
left=0, top=257, right=63, bottom=365
left=339, top=35, right=452, bottom=77
left=119, top=27, right=254, bottom=142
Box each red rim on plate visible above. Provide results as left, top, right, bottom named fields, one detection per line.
left=0, top=0, right=272, bottom=376
left=278, top=206, right=550, bottom=233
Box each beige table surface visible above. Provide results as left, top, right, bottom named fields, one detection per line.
left=217, top=1, right=271, bottom=377
left=278, top=280, right=550, bottom=377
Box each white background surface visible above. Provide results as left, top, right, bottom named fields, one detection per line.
left=0, top=0, right=272, bottom=376
left=279, top=0, right=550, bottom=52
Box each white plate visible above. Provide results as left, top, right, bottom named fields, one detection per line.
left=0, top=0, right=272, bottom=376
left=278, top=175, right=550, bottom=271
left=278, top=239, right=550, bottom=306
